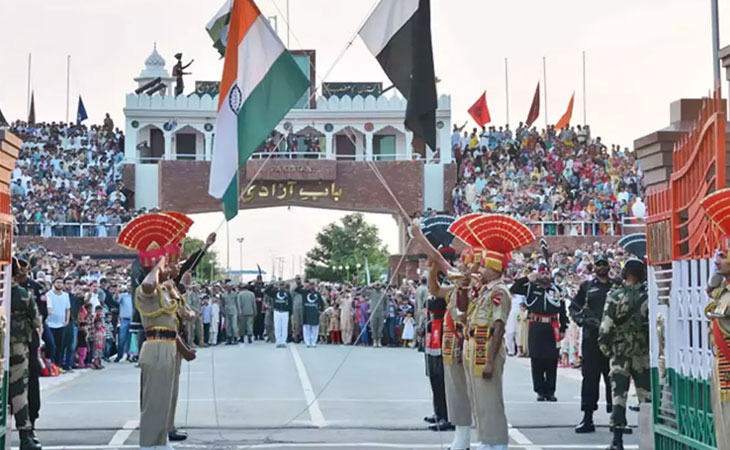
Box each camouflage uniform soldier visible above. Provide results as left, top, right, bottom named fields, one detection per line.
left=9, top=258, right=42, bottom=450
left=598, top=258, right=651, bottom=450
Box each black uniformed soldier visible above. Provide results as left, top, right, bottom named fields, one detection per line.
left=424, top=291, right=452, bottom=431
left=9, top=258, right=42, bottom=450
left=569, top=254, right=619, bottom=433
left=510, top=263, right=567, bottom=401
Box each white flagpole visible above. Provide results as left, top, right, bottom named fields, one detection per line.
left=582, top=51, right=587, bottom=125
left=66, top=55, right=71, bottom=124
left=543, top=56, right=548, bottom=127
left=712, top=0, right=720, bottom=88
left=26, top=53, right=32, bottom=118
left=504, top=58, right=510, bottom=126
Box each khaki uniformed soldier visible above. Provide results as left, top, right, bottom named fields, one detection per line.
left=445, top=213, right=536, bottom=450
left=291, top=276, right=304, bottom=343
left=223, top=284, right=239, bottom=345
left=116, top=211, right=196, bottom=450
left=465, top=250, right=512, bottom=450
left=9, top=258, right=42, bottom=450
left=264, top=291, right=275, bottom=342
left=185, top=283, right=203, bottom=347
left=137, top=258, right=180, bottom=449
left=412, top=224, right=471, bottom=449
left=237, top=285, right=257, bottom=343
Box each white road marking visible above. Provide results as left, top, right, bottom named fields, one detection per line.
left=107, top=419, right=138, bottom=446
left=509, top=423, right=543, bottom=450
left=46, top=397, right=595, bottom=405
left=289, top=344, right=327, bottom=428
left=12, top=445, right=639, bottom=450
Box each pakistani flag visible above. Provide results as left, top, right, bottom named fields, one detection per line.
left=206, top=0, right=232, bottom=57
left=208, top=0, right=310, bottom=221
left=359, top=0, right=437, bottom=152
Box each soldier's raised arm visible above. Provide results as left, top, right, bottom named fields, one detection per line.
left=141, top=257, right=165, bottom=295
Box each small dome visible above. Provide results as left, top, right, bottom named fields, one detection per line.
left=145, top=43, right=166, bottom=67
left=139, top=43, right=170, bottom=79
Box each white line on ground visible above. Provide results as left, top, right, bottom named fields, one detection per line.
left=509, top=422, right=543, bottom=450
left=289, top=344, right=326, bottom=428
left=107, top=419, right=138, bottom=446
left=45, top=398, right=593, bottom=405
left=11, top=444, right=640, bottom=450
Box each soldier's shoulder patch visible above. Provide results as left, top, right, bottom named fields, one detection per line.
left=492, top=293, right=503, bottom=307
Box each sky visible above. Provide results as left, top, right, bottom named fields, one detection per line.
left=1, top=0, right=727, bottom=278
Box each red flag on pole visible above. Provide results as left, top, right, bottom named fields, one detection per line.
left=467, top=91, right=491, bottom=126
left=555, top=93, right=575, bottom=130
left=525, top=82, right=540, bottom=126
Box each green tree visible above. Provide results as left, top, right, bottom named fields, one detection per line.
left=180, top=236, right=225, bottom=282
left=305, top=213, right=389, bottom=283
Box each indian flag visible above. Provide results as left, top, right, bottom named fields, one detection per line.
left=208, top=0, right=310, bottom=221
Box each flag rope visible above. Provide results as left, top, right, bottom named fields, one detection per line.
left=187, top=2, right=444, bottom=448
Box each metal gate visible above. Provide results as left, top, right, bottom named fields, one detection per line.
left=646, top=90, right=726, bottom=449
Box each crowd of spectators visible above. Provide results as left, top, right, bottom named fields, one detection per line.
left=8, top=119, right=137, bottom=238
left=16, top=244, right=133, bottom=373
left=449, top=123, right=645, bottom=236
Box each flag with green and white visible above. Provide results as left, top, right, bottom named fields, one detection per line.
left=208, top=0, right=310, bottom=221
left=206, top=0, right=232, bottom=57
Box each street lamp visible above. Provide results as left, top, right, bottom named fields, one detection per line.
left=236, top=237, right=245, bottom=272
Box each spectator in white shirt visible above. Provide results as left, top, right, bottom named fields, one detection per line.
left=46, top=278, right=71, bottom=367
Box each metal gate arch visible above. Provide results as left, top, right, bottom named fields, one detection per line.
left=646, top=90, right=726, bottom=449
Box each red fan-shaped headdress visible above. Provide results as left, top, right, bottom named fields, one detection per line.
left=700, top=188, right=730, bottom=253
left=449, top=213, right=535, bottom=271
left=117, top=212, right=193, bottom=267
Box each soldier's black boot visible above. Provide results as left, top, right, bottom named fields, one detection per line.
left=19, top=430, right=42, bottom=450
left=575, top=411, right=595, bottom=433
left=248, top=335, right=253, bottom=344
left=607, top=428, right=624, bottom=450
left=30, top=421, right=40, bottom=444
left=169, top=428, right=188, bottom=441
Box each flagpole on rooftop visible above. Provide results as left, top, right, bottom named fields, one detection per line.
left=543, top=56, right=548, bottom=127
left=26, top=53, right=31, bottom=118
left=286, top=0, right=291, bottom=48
left=582, top=51, right=587, bottom=125
left=66, top=55, right=71, bottom=124
left=504, top=58, right=510, bottom=126
left=711, top=0, right=721, bottom=88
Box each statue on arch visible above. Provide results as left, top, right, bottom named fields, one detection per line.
left=173, top=53, right=194, bottom=97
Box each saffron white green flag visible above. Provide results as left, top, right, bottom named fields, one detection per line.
left=208, top=0, right=310, bottom=221
left=206, top=0, right=232, bottom=57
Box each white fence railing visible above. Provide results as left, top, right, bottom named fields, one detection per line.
left=15, top=219, right=644, bottom=239
left=16, top=222, right=123, bottom=238
left=523, top=221, right=625, bottom=237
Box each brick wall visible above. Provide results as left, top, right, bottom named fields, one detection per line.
left=157, top=160, right=457, bottom=216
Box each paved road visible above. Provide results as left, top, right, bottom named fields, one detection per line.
left=19, top=342, right=640, bottom=449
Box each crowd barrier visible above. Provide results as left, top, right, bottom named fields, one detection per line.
left=15, top=222, right=123, bottom=238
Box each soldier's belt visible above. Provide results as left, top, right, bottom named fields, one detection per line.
left=467, top=327, right=494, bottom=338
left=145, top=327, right=177, bottom=342
left=528, top=313, right=558, bottom=323
left=468, top=326, right=491, bottom=376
